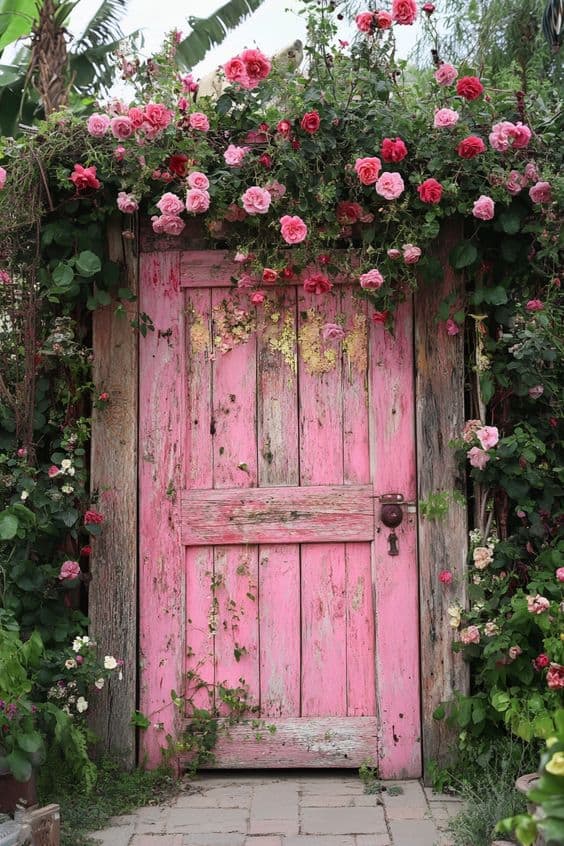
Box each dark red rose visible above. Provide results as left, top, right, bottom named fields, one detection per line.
left=422, top=2, right=435, bottom=12
left=533, top=653, right=550, bottom=670
left=456, top=76, right=484, bottom=100
left=262, top=268, right=278, bottom=283
left=372, top=310, right=389, bottom=324
left=84, top=509, right=104, bottom=525
left=336, top=201, right=363, bottom=224
left=417, top=178, right=443, bottom=204
left=259, top=153, right=273, bottom=168
left=300, top=110, right=321, bottom=134
left=168, top=153, right=189, bottom=176
left=282, top=266, right=294, bottom=279
left=276, top=119, right=292, bottom=137
left=381, top=137, right=408, bottom=162
left=456, top=135, right=486, bottom=158
left=291, top=139, right=301, bottom=150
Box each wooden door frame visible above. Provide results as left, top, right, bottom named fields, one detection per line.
left=89, top=219, right=468, bottom=777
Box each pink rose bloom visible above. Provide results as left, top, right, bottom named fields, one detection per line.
left=528, top=384, right=544, bottom=399
left=0, top=166, right=6, bottom=189
left=511, top=122, right=532, bottom=149
left=157, top=192, right=184, bottom=216
left=280, top=214, right=308, bottom=244
left=463, top=419, right=482, bottom=442
left=355, top=12, right=374, bottom=31
left=489, top=121, right=515, bottom=152
left=402, top=244, right=422, bottom=264
left=186, top=188, right=210, bottom=214
left=472, top=195, right=495, bottom=220
left=508, top=645, right=522, bottom=660
left=144, top=102, right=173, bottom=132
left=476, top=425, right=499, bottom=450
left=359, top=268, right=384, bottom=290
left=387, top=248, right=401, bottom=260
left=375, top=171, right=404, bottom=200
left=354, top=156, right=382, bottom=185
left=117, top=192, right=138, bottom=214
left=189, top=112, right=210, bottom=132
left=162, top=215, right=186, bottom=236
left=224, top=144, right=249, bottom=166
left=87, top=113, right=110, bottom=137
left=527, top=594, right=550, bottom=614
left=251, top=291, right=266, bottom=304
left=237, top=273, right=255, bottom=289
left=529, top=181, right=552, bottom=203
left=224, top=56, right=249, bottom=86
left=506, top=170, right=523, bottom=196
left=547, top=664, right=564, bottom=690
left=187, top=171, right=210, bottom=190
left=241, top=48, right=271, bottom=88
left=524, top=161, right=539, bottom=182
left=48, top=465, right=61, bottom=478
left=468, top=447, right=490, bottom=470
left=376, top=10, right=393, bottom=27
left=110, top=115, right=134, bottom=140
left=460, top=625, right=480, bottom=645
left=303, top=272, right=332, bottom=294
left=392, top=0, right=417, bottom=24
left=556, top=567, right=564, bottom=582
left=234, top=252, right=248, bottom=263
left=59, top=560, right=81, bottom=581
left=266, top=180, right=286, bottom=200
left=484, top=622, right=498, bottom=637
left=180, top=73, right=198, bottom=93
left=526, top=299, right=544, bottom=311
left=446, top=318, right=460, bottom=336
left=434, top=63, right=458, bottom=85
left=439, top=570, right=453, bottom=584
left=241, top=186, right=272, bottom=215
left=433, top=108, right=460, bottom=128
left=128, top=107, right=145, bottom=128
left=114, top=145, right=126, bottom=162
left=322, top=323, right=346, bottom=341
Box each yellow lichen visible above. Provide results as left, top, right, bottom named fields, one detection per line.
left=190, top=312, right=209, bottom=355
left=269, top=311, right=297, bottom=372
left=213, top=297, right=256, bottom=354
left=343, top=313, right=368, bottom=375
left=298, top=309, right=337, bottom=375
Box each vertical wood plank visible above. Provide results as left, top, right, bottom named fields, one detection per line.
left=138, top=251, right=185, bottom=766
left=415, top=222, right=468, bottom=779
left=90, top=220, right=138, bottom=767
left=370, top=299, right=421, bottom=778
left=346, top=544, right=376, bottom=717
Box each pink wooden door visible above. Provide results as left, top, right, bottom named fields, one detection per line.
left=139, top=251, right=421, bottom=777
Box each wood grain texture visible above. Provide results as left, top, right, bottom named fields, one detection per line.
left=180, top=717, right=379, bottom=768
left=345, top=542, right=376, bottom=717
left=89, top=220, right=138, bottom=767
left=181, top=484, right=374, bottom=545
left=138, top=251, right=185, bottom=766
left=370, top=299, right=422, bottom=779
left=415, top=222, right=468, bottom=779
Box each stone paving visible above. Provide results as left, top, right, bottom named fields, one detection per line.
left=91, top=772, right=463, bottom=846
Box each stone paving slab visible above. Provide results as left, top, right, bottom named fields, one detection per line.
left=91, top=772, right=462, bottom=846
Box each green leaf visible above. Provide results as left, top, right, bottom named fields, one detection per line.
left=216, top=93, right=233, bottom=115
left=432, top=704, right=445, bottom=720
left=130, top=710, right=151, bottom=730
left=499, top=209, right=522, bottom=234
left=6, top=748, right=33, bottom=782
left=17, top=730, right=43, bottom=754
left=75, top=250, right=102, bottom=277
left=491, top=690, right=511, bottom=712
left=0, top=512, right=18, bottom=539
left=0, top=0, right=38, bottom=51
left=52, top=263, right=74, bottom=286
left=176, top=0, right=266, bottom=68
left=96, top=289, right=112, bottom=306
left=449, top=241, right=478, bottom=269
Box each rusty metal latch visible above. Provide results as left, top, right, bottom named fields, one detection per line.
left=379, top=494, right=417, bottom=557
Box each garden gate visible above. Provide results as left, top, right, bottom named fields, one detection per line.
left=89, top=225, right=468, bottom=780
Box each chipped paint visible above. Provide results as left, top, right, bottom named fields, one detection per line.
left=343, top=313, right=368, bottom=375
left=213, top=297, right=256, bottom=354
left=298, top=309, right=337, bottom=375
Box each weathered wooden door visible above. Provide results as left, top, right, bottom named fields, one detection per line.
left=139, top=251, right=421, bottom=777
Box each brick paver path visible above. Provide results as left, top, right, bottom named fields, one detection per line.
left=91, top=772, right=463, bottom=846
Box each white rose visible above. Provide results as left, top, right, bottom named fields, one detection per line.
left=104, top=655, right=118, bottom=670
left=76, top=697, right=88, bottom=713
left=94, top=678, right=105, bottom=690
left=61, top=484, right=74, bottom=494
left=67, top=467, right=76, bottom=476
left=20, top=490, right=29, bottom=500
left=61, top=459, right=72, bottom=470
left=65, top=658, right=77, bottom=670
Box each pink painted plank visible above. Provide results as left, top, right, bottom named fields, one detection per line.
left=139, top=251, right=185, bottom=765
left=259, top=546, right=300, bottom=717
left=185, top=547, right=215, bottom=710
left=180, top=252, right=360, bottom=288
left=212, top=289, right=257, bottom=489
left=341, top=288, right=370, bottom=485
left=301, top=543, right=347, bottom=716
left=181, top=484, right=374, bottom=545
left=370, top=299, right=421, bottom=778
left=213, top=545, right=260, bottom=715
left=345, top=542, right=376, bottom=717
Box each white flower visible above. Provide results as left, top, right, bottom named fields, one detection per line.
left=61, top=459, right=72, bottom=471
left=72, top=635, right=90, bottom=652
left=61, top=484, right=74, bottom=494
left=104, top=655, right=118, bottom=670
left=76, top=697, right=88, bottom=713
left=20, top=490, right=29, bottom=501
left=447, top=605, right=462, bottom=629
left=65, top=658, right=77, bottom=670
left=94, top=678, right=105, bottom=690
left=67, top=467, right=76, bottom=476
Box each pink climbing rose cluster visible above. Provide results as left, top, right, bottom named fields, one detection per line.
left=224, top=49, right=272, bottom=89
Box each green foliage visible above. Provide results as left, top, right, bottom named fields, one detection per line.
left=176, top=0, right=266, bottom=69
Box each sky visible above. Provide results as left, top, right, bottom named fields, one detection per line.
left=69, top=0, right=421, bottom=83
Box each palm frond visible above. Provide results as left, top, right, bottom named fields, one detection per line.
left=72, top=0, right=127, bottom=54
left=176, top=0, right=266, bottom=69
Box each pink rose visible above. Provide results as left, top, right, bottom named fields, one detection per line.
left=157, top=192, right=184, bottom=216
left=433, top=108, right=460, bottom=128
left=224, top=144, right=249, bottom=166
left=387, top=248, right=401, bottom=260
left=381, top=138, right=408, bottom=162
left=144, top=102, right=172, bottom=132
left=110, top=115, right=134, bottom=140
left=528, top=384, right=544, bottom=399
left=402, top=244, right=421, bottom=264
left=280, top=214, right=308, bottom=244
left=251, top=291, right=266, bottom=304
left=556, top=567, right=564, bottom=583
left=463, top=419, right=482, bottom=442
left=224, top=56, right=249, bottom=85
left=418, top=178, right=443, bottom=204
left=526, top=299, right=544, bottom=311
left=460, top=625, right=480, bottom=645
left=186, top=188, right=210, bottom=214
left=152, top=214, right=186, bottom=236
left=241, top=186, right=272, bottom=215
left=468, top=446, right=490, bottom=470
left=355, top=12, right=375, bottom=31
left=489, top=121, right=515, bottom=152
left=547, top=664, right=564, bottom=690
left=529, top=181, right=552, bottom=203
left=376, top=10, right=393, bottom=27
left=48, top=465, right=61, bottom=478
left=439, top=570, right=453, bottom=584
left=392, top=0, right=417, bottom=24
left=187, top=171, right=210, bottom=190
left=303, top=272, right=332, bottom=294
left=322, top=323, right=346, bottom=341
left=506, top=171, right=523, bottom=196
left=128, top=107, right=145, bottom=128
left=265, top=180, right=286, bottom=200
left=0, top=166, right=6, bottom=189
left=241, top=49, right=271, bottom=88
left=114, top=145, right=126, bottom=162
left=117, top=192, right=138, bottom=214
left=375, top=171, right=404, bottom=200
left=511, top=122, right=532, bottom=148
left=434, top=63, right=458, bottom=85
left=59, top=560, right=81, bottom=581
left=87, top=113, right=110, bottom=137
left=527, top=594, right=550, bottom=614
left=359, top=268, right=384, bottom=290
left=457, top=136, right=486, bottom=158
left=524, top=161, right=539, bottom=182
left=446, top=319, right=460, bottom=336
left=234, top=252, right=248, bottom=263
left=189, top=112, right=210, bottom=132
left=472, top=195, right=495, bottom=220
left=476, top=425, right=499, bottom=450
left=354, top=156, right=382, bottom=185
